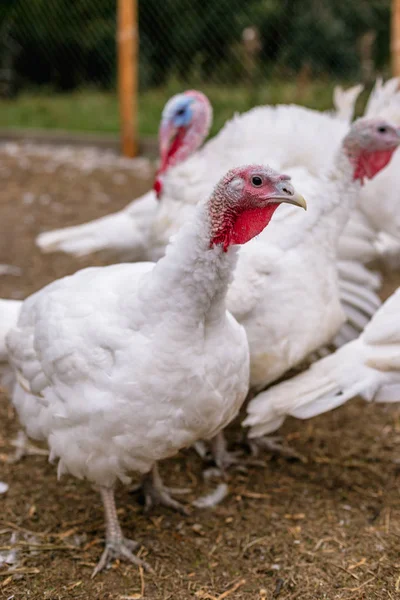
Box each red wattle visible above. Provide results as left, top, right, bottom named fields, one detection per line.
left=209, top=204, right=280, bottom=251
left=230, top=204, right=280, bottom=246
left=153, top=178, right=163, bottom=199
left=160, top=127, right=186, bottom=172
left=155, top=127, right=187, bottom=200
left=354, top=149, right=396, bottom=183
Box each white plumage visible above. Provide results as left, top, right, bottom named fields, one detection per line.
left=5, top=164, right=305, bottom=573
left=43, top=85, right=400, bottom=356
left=0, top=300, right=21, bottom=393
left=332, top=83, right=364, bottom=123
left=244, top=286, right=400, bottom=438
left=0, top=300, right=20, bottom=361
left=34, top=83, right=400, bottom=353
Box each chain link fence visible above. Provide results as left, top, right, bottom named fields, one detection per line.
left=0, top=0, right=393, bottom=131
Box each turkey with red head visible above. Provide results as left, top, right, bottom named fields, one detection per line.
left=5, top=165, right=305, bottom=574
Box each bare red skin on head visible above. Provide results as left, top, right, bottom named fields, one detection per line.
left=353, top=148, right=397, bottom=184
left=210, top=204, right=280, bottom=252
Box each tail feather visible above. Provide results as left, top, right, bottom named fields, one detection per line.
left=244, top=363, right=345, bottom=438
left=335, top=265, right=382, bottom=347
left=374, top=383, right=400, bottom=402
left=331, top=330, right=350, bottom=349
left=341, top=303, right=371, bottom=334
left=364, top=77, right=400, bottom=121
left=337, top=260, right=381, bottom=290
left=375, top=232, right=400, bottom=271
left=333, top=83, right=364, bottom=123
left=244, top=339, right=372, bottom=438
left=340, top=283, right=381, bottom=316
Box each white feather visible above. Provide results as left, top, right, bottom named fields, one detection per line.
left=0, top=300, right=21, bottom=392
left=333, top=83, right=364, bottom=123
left=244, top=287, right=400, bottom=438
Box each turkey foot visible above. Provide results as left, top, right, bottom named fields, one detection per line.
left=249, top=435, right=307, bottom=462
left=210, top=431, right=243, bottom=472
left=92, top=486, right=152, bottom=577
left=8, top=430, right=49, bottom=463
left=133, top=464, right=190, bottom=516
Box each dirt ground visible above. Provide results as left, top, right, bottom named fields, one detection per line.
left=1, top=143, right=400, bottom=600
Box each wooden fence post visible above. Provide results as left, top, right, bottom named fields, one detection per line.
left=117, top=0, right=138, bottom=157
left=392, top=0, right=400, bottom=76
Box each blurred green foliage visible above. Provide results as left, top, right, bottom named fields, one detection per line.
left=0, top=0, right=392, bottom=92
left=0, top=78, right=373, bottom=136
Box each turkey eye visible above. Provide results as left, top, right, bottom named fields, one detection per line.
left=176, top=108, right=186, bottom=116
left=378, top=126, right=387, bottom=133
left=251, top=176, right=263, bottom=187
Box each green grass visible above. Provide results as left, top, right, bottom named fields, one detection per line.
left=0, top=79, right=367, bottom=138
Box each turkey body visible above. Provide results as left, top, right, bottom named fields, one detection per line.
left=7, top=254, right=248, bottom=487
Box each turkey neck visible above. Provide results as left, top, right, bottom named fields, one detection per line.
left=308, top=150, right=361, bottom=255
left=141, top=202, right=238, bottom=325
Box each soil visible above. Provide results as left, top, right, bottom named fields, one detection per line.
left=1, top=142, right=400, bottom=600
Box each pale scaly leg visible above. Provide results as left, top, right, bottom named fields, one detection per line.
left=92, top=486, right=152, bottom=577
left=137, top=463, right=190, bottom=516
left=200, top=429, right=305, bottom=472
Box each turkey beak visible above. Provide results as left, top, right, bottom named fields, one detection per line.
left=279, top=190, right=307, bottom=210
left=269, top=187, right=307, bottom=210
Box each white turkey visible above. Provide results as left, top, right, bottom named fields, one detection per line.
left=4, top=165, right=306, bottom=574
left=193, top=117, right=399, bottom=468
left=244, top=286, right=400, bottom=438
left=233, top=118, right=400, bottom=459
left=36, top=90, right=212, bottom=259
left=334, top=77, right=400, bottom=345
